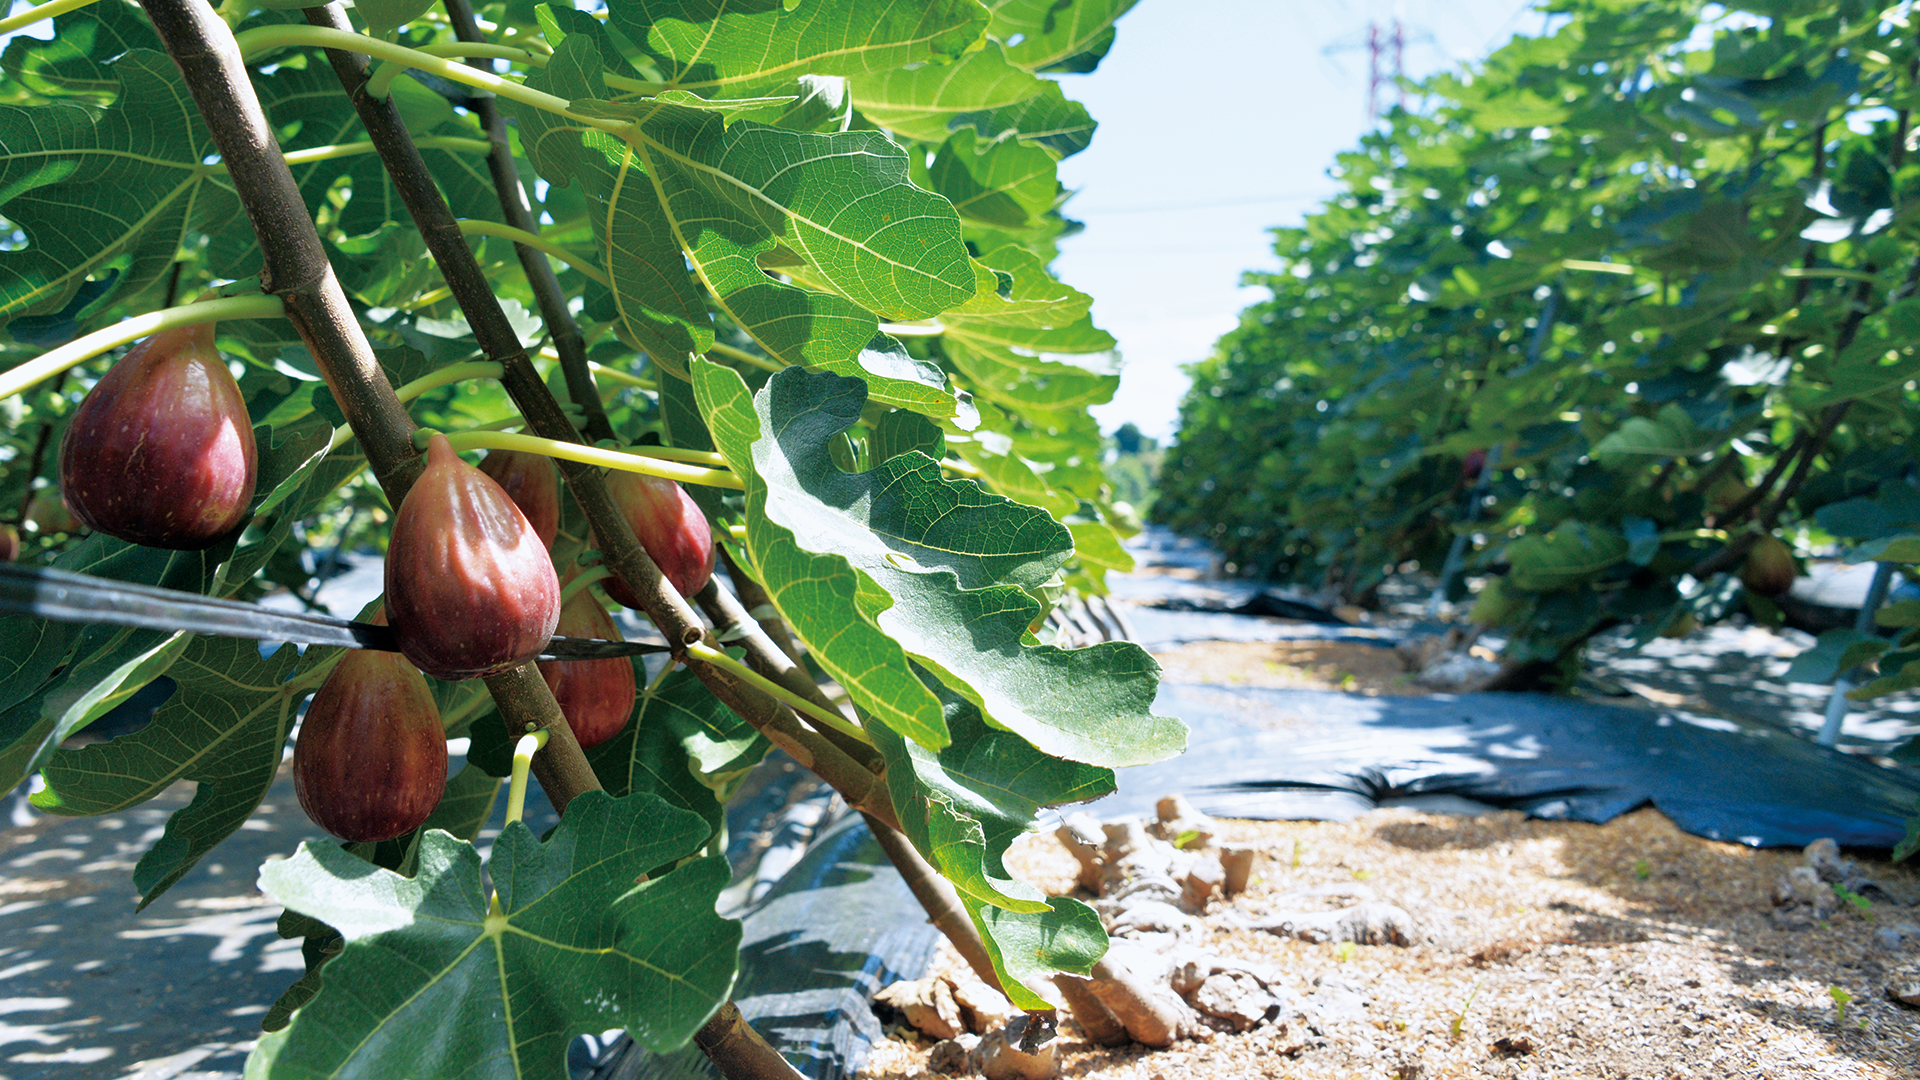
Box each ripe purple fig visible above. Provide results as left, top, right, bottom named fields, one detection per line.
left=595, top=472, right=715, bottom=607
left=0, top=524, right=17, bottom=562
left=1740, top=535, right=1797, bottom=597
left=385, top=433, right=560, bottom=680
left=294, top=641, right=447, bottom=843
left=538, top=590, right=637, bottom=748
left=480, top=448, right=560, bottom=551
left=59, top=322, right=257, bottom=549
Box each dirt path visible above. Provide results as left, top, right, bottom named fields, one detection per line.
left=859, top=623, right=1920, bottom=1079
left=865, top=805, right=1920, bottom=1079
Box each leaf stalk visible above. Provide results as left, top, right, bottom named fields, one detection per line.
left=0, top=294, right=285, bottom=401
left=685, top=641, right=874, bottom=746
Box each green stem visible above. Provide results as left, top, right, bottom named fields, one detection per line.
left=600, top=71, right=671, bottom=95
left=437, top=429, right=746, bottom=489
left=488, top=727, right=549, bottom=917
left=621, top=445, right=729, bottom=467
left=456, top=220, right=609, bottom=286
left=505, top=729, right=550, bottom=827
left=0, top=0, right=98, bottom=36
left=876, top=321, right=946, bottom=337
left=1560, top=259, right=1636, bottom=276
left=685, top=641, right=875, bottom=746
left=706, top=341, right=782, bottom=373
left=1780, top=266, right=1880, bottom=283
left=396, top=360, right=505, bottom=404
left=327, top=361, right=504, bottom=451
left=560, top=565, right=612, bottom=604
left=272, top=136, right=493, bottom=168
left=587, top=361, right=655, bottom=390
left=0, top=294, right=285, bottom=401
left=398, top=286, right=454, bottom=311
left=232, top=24, right=617, bottom=132
left=365, top=41, right=546, bottom=100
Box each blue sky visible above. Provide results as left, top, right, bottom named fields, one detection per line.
left=1050, top=1, right=1550, bottom=443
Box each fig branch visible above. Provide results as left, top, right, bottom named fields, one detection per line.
left=134, top=0, right=597, bottom=810
left=442, top=0, right=616, bottom=445
left=293, top=1, right=899, bottom=832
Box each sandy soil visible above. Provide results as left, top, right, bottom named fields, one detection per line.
left=1150, top=639, right=1435, bottom=697
left=859, top=639, right=1920, bottom=1080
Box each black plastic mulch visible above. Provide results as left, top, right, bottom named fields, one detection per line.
left=1090, top=682, right=1920, bottom=852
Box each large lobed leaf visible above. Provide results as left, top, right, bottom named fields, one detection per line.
left=612, top=0, right=985, bottom=91
left=0, top=48, right=241, bottom=325
left=251, top=792, right=739, bottom=1079
left=694, top=359, right=1183, bottom=768
left=517, top=33, right=978, bottom=420
left=871, top=669, right=1112, bottom=920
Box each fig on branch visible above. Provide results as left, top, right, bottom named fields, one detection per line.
left=58, top=322, right=257, bottom=549
left=1740, top=534, right=1797, bottom=597
left=538, top=590, right=637, bottom=748
left=1470, top=576, right=1525, bottom=627
left=1703, top=473, right=1751, bottom=514
left=294, top=640, right=448, bottom=843
left=24, top=490, right=82, bottom=536
left=595, top=472, right=715, bottom=607
left=480, top=448, right=561, bottom=551
left=386, top=433, right=560, bottom=680
left=1659, top=611, right=1699, bottom=639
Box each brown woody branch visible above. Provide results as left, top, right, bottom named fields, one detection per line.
left=138, top=0, right=595, bottom=812
left=438, top=0, right=613, bottom=445
left=293, top=2, right=896, bottom=830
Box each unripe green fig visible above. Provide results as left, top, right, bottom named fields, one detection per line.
left=1740, top=535, right=1797, bottom=597
left=294, top=640, right=447, bottom=843
left=1470, top=577, right=1525, bottom=628
left=1703, top=473, right=1751, bottom=513
left=24, top=490, right=82, bottom=535
left=538, top=590, right=637, bottom=748
left=386, top=433, right=560, bottom=680
left=1659, top=611, right=1698, bottom=639
left=59, top=322, right=257, bottom=549
left=480, top=448, right=560, bottom=551
left=595, top=472, right=715, bottom=607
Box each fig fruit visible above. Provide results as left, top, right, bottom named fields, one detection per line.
left=1703, top=473, right=1751, bottom=514
left=24, top=490, right=82, bottom=536
left=1659, top=611, right=1698, bottom=639
left=1470, top=577, right=1525, bottom=628
left=538, top=590, right=637, bottom=748
left=480, top=448, right=560, bottom=551
left=59, top=322, right=257, bottom=549
left=596, top=472, right=714, bottom=607
left=1740, top=535, right=1797, bottom=597
left=294, top=643, right=447, bottom=843
left=386, top=433, right=560, bottom=680
left=0, top=524, right=16, bottom=562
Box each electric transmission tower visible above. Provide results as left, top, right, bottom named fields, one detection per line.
left=1323, top=15, right=1437, bottom=119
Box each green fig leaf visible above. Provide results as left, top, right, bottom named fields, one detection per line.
left=694, top=359, right=1183, bottom=767
left=251, top=791, right=739, bottom=1078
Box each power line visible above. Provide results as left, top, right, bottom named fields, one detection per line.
left=1070, top=191, right=1331, bottom=215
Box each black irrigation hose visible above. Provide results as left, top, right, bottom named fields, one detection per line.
left=0, top=563, right=670, bottom=660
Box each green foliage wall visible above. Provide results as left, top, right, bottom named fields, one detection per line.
left=1156, top=0, right=1920, bottom=675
